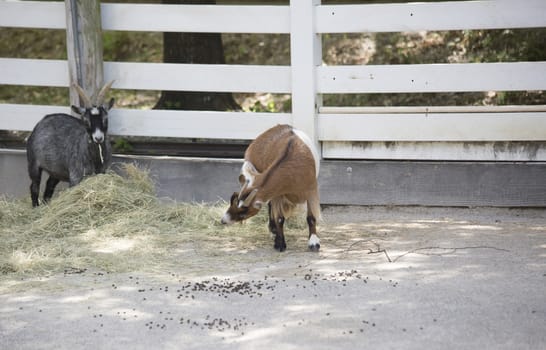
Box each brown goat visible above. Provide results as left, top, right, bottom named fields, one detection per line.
left=221, top=124, right=321, bottom=252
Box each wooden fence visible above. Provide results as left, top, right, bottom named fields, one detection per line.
left=1, top=0, right=546, bottom=161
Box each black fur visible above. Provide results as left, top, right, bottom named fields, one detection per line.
left=26, top=108, right=112, bottom=207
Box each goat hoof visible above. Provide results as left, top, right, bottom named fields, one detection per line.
left=308, top=243, right=320, bottom=252
left=274, top=241, right=287, bottom=252
left=308, top=234, right=320, bottom=252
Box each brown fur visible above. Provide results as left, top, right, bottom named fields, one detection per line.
left=241, top=124, right=318, bottom=218
left=222, top=124, right=321, bottom=251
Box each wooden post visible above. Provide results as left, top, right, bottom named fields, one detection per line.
left=290, top=0, right=322, bottom=156
left=65, top=0, right=104, bottom=109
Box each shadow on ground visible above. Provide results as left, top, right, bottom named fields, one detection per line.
left=1, top=206, right=545, bottom=350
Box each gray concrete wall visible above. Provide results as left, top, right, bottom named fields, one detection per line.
left=2, top=149, right=546, bottom=207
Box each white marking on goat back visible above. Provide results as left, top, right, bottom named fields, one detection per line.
left=293, top=129, right=320, bottom=178
left=240, top=160, right=257, bottom=186
left=91, top=107, right=100, bottom=115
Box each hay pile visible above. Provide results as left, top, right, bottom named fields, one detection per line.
left=0, top=164, right=306, bottom=278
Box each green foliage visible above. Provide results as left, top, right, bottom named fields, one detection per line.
left=161, top=100, right=184, bottom=110
left=464, top=29, right=546, bottom=63
left=248, top=100, right=277, bottom=113
left=1, top=27, right=545, bottom=112
left=112, top=138, right=134, bottom=153
left=102, top=31, right=162, bottom=62
left=0, top=86, right=69, bottom=106
left=0, top=28, right=66, bottom=59
left=369, top=31, right=463, bottom=65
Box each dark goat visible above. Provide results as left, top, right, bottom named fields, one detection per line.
left=26, top=82, right=114, bottom=207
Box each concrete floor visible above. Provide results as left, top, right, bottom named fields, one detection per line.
left=1, top=206, right=545, bottom=350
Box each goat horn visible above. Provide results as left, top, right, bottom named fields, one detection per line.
left=242, top=189, right=258, bottom=207
left=97, top=80, right=115, bottom=105
left=238, top=180, right=249, bottom=201
left=72, top=83, right=92, bottom=108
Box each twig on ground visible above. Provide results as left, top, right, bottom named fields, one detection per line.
left=344, top=239, right=392, bottom=262
left=392, top=246, right=510, bottom=263
left=343, top=239, right=509, bottom=264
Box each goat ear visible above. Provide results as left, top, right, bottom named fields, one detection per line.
left=238, top=180, right=250, bottom=201
left=71, top=105, right=85, bottom=115
left=253, top=200, right=263, bottom=210
left=242, top=161, right=259, bottom=179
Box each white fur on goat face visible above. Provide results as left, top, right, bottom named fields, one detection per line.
left=84, top=107, right=108, bottom=144
left=221, top=212, right=234, bottom=225
left=92, top=128, right=105, bottom=144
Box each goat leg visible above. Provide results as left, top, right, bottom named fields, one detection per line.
left=307, top=215, right=320, bottom=252
left=29, top=165, right=42, bottom=207
left=268, top=203, right=277, bottom=238
left=306, top=194, right=321, bottom=251
left=273, top=216, right=287, bottom=252
left=30, top=181, right=40, bottom=207
left=68, top=170, right=84, bottom=187
left=43, top=176, right=60, bottom=203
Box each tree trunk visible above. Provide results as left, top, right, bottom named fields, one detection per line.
left=154, top=0, right=240, bottom=111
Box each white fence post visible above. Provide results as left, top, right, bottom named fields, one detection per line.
left=290, top=0, right=322, bottom=156
left=64, top=0, right=105, bottom=110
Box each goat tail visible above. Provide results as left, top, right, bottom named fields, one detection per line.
left=307, top=189, right=322, bottom=222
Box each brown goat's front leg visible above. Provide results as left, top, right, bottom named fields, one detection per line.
left=273, top=217, right=287, bottom=252
left=268, top=202, right=287, bottom=252
left=268, top=202, right=276, bottom=237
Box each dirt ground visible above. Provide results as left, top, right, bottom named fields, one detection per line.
left=1, top=206, right=545, bottom=350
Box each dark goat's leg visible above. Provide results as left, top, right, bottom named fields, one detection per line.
left=43, top=176, right=60, bottom=203
left=29, top=166, right=42, bottom=207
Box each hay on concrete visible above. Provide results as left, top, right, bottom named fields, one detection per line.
left=0, top=163, right=309, bottom=279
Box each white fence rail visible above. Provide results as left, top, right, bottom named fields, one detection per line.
left=316, top=1, right=546, bottom=32
left=317, top=62, right=546, bottom=94
left=1, top=0, right=546, bottom=159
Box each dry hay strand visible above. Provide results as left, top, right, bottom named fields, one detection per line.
left=0, top=163, right=310, bottom=279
